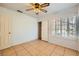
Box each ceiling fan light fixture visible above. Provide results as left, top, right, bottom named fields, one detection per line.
left=26, top=3, right=50, bottom=15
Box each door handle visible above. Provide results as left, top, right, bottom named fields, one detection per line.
left=9, top=32, right=11, bottom=34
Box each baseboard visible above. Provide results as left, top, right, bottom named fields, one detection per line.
left=48, top=41, right=78, bottom=51
left=0, top=39, right=37, bottom=50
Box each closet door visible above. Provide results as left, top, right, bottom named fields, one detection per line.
left=0, top=15, right=11, bottom=50
left=42, top=20, right=48, bottom=41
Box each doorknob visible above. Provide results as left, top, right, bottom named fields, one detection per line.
left=9, top=32, right=11, bottom=34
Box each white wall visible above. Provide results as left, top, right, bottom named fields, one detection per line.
left=12, top=13, right=38, bottom=46
left=0, top=7, right=38, bottom=49
left=40, top=5, right=79, bottom=50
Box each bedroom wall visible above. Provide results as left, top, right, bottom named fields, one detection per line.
left=0, top=6, right=38, bottom=49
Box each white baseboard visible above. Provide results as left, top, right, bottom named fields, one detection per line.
left=0, top=39, right=37, bottom=50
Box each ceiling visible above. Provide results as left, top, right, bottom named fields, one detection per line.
left=0, top=3, right=78, bottom=18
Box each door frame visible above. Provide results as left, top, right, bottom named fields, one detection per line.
left=38, top=22, right=42, bottom=40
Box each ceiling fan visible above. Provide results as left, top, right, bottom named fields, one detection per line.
left=26, top=3, right=50, bottom=15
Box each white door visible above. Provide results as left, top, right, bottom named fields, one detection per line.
left=0, top=15, right=11, bottom=50
left=42, top=20, right=48, bottom=41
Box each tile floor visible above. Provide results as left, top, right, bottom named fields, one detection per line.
left=0, top=40, right=79, bottom=56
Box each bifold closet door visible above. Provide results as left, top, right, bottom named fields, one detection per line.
left=0, top=15, right=11, bottom=50
left=42, top=20, right=48, bottom=41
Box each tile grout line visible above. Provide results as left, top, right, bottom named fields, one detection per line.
left=0, top=50, right=2, bottom=56
left=63, top=47, right=65, bottom=56
left=21, top=45, right=33, bottom=56
left=76, top=51, right=78, bottom=56
left=49, top=45, right=57, bottom=56
left=1, top=50, right=3, bottom=56
left=12, top=46, right=18, bottom=56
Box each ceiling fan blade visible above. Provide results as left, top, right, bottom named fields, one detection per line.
left=26, top=8, right=34, bottom=11
left=30, top=3, right=35, bottom=6
left=17, top=10, right=23, bottom=13
left=41, top=3, right=50, bottom=7
left=40, top=9, right=47, bottom=13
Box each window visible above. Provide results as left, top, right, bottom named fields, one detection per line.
left=55, top=16, right=78, bottom=37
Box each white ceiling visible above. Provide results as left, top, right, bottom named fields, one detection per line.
left=0, top=3, right=78, bottom=18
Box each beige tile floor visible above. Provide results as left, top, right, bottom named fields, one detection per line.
left=0, top=40, right=79, bottom=56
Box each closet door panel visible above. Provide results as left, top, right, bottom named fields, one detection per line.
left=0, top=15, right=11, bottom=50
